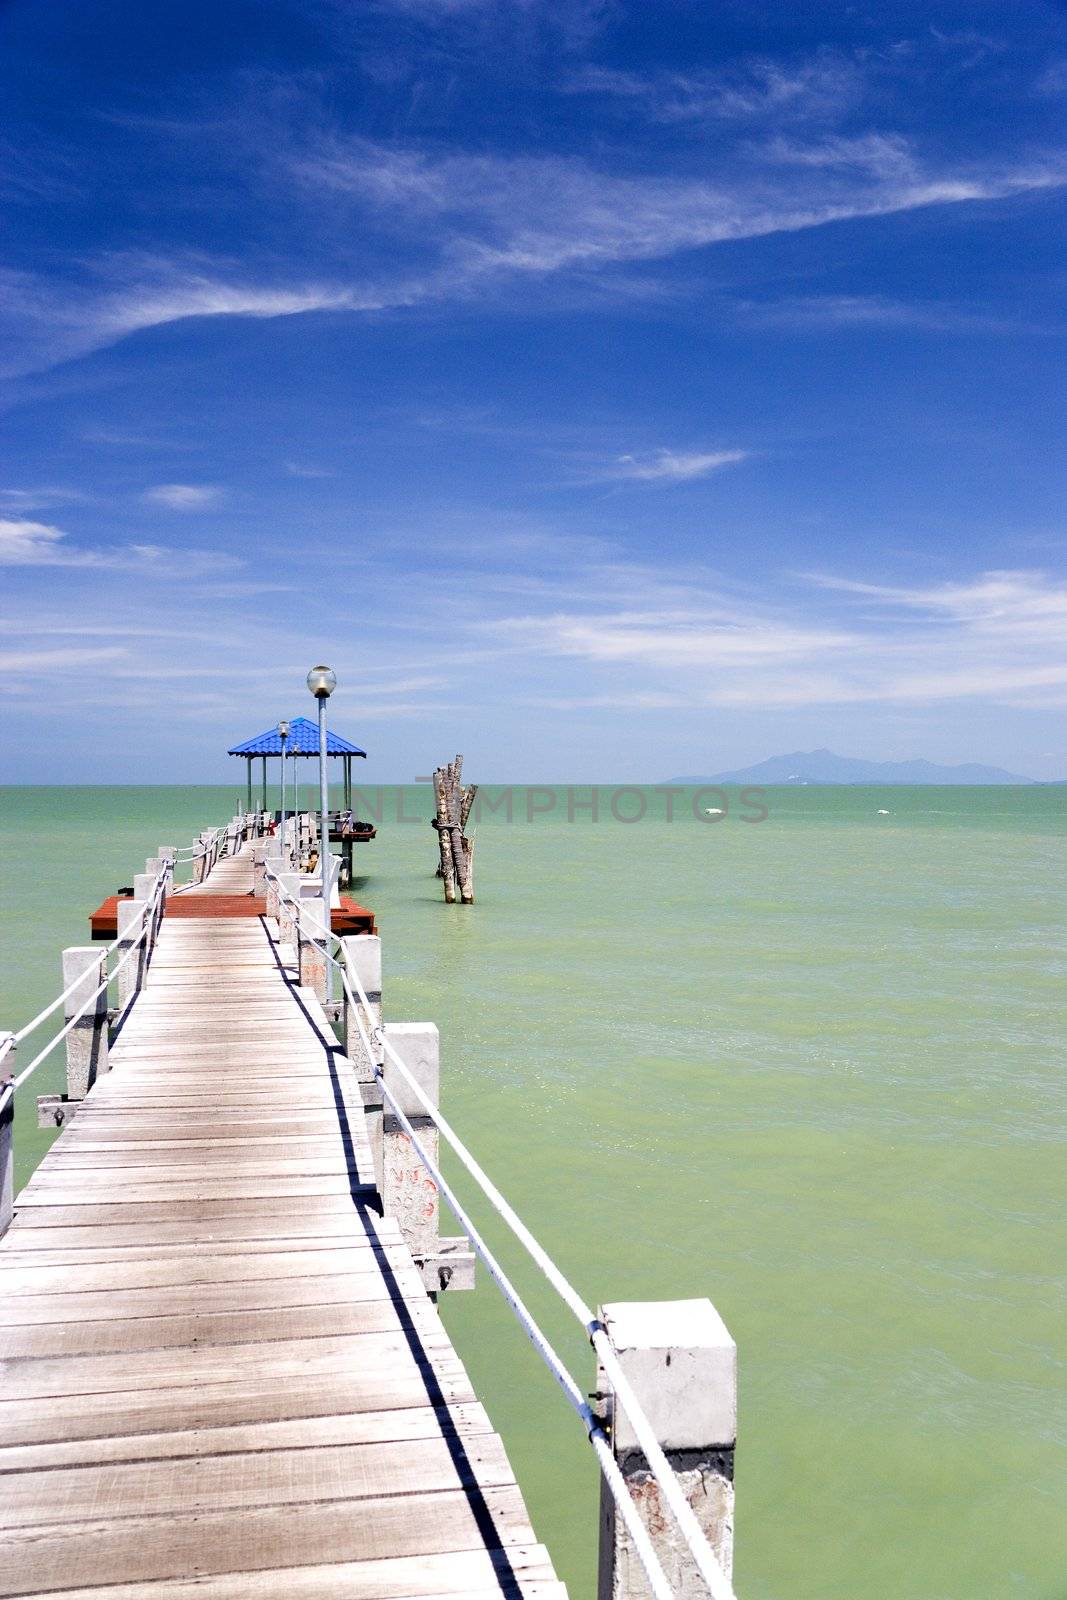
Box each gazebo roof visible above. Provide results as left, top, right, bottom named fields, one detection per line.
left=228, top=716, right=367, bottom=758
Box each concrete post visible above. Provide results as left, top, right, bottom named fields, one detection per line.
left=381, top=1022, right=440, bottom=1257
left=0, top=1037, right=14, bottom=1238
left=341, top=935, right=381, bottom=1077
left=143, top=858, right=167, bottom=913
left=116, top=899, right=147, bottom=1009
left=195, top=831, right=213, bottom=883
left=251, top=844, right=268, bottom=899
left=265, top=864, right=281, bottom=923
left=297, top=895, right=328, bottom=1000
left=276, top=871, right=302, bottom=946
left=342, top=934, right=384, bottom=1191
left=596, top=1299, right=737, bottom=1600
left=133, top=873, right=159, bottom=963
left=62, top=947, right=109, bottom=1099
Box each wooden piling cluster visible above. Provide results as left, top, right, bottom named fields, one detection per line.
left=0, top=817, right=738, bottom=1600
left=432, top=755, right=476, bottom=904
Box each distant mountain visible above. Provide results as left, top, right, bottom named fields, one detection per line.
left=667, top=748, right=1036, bottom=785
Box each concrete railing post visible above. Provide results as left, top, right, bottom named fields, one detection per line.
left=195, top=831, right=212, bottom=883
left=143, top=857, right=167, bottom=916
left=341, top=934, right=383, bottom=1189
left=0, top=1038, right=14, bottom=1238
left=251, top=844, right=268, bottom=899
left=62, top=947, right=109, bottom=1100
left=116, top=899, right=148, bottom=1010
left=341, top=934, right=381, bottom=1073
left=133, top=873, right=159, bottom=964
left=157, top=846, right=175, bottom=894
left=596, top=1299, right=737, bottom=1600
left=297, top=895, right=328, bottom=1000
left=381, top=1022, right=440, bottom=1258
left=276, top=871, right=302, bottom=947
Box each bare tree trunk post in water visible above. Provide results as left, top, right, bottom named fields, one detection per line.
left=434, top=767, right=457, bottom=902
left=432, top=757, right=477, bottom=904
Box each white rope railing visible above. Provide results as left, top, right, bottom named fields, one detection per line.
left=2, top=868, right=170, bottom=1100
left=262, top=867, right=737, bottom=1600
left=341, top=988, right=680, bottom=1600
left=342, top=958, right=738, bottom=1600
left=6, top=860, right=171, bottom=1047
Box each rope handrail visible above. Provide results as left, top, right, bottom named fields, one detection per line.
left=10, top=924, right=155, bottom=1093
left=342, top=993, right=679, bottom=1600
left=9, top=860, right=171, bottom=1045
left=333, top=945, right=738, bottom=1600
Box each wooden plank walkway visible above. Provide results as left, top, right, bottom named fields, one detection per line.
left=0, top=845, right=565, bottom=1600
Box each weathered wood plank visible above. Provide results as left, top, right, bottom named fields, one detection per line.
left=0, top=1550, right=564, bottom=1600
left=0, top=1484, right=536, bottom=1595
left=0, top=1294, right=438, bottom=1360
left=0, top=1328, right=460, bottom=1400
left=16, top=1174, right=372, bottom=1204
left=0, top=1366, right=476, bottom=1449
left=0, top=1240, right=403, bottom=1292
left=0, top=1263, right=426, bottom=1320
left=0, top=1400, right=494, bottom=1472
left=0, top=1432, right=517, bottom=1528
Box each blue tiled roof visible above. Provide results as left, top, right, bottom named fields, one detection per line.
left=228, top=716, right=366, bottom=757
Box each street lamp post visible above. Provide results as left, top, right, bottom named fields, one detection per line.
left=306, top=665, right=337, bottom=1003
left=277, top=720, right=289, bottom=862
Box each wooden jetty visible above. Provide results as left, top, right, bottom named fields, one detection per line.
left=0, top=812, right=739, bottom=1600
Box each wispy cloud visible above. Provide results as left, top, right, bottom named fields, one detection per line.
left=284, top=461, right=336, bottom=479
left=294, top=136, right=1067, bottom=281
left=737, top=294, right=1029, bottom=334
left=0, top=518, right=70, bottom=564
left=0, top=646, right=128, bottom=675
left=561, top=52, right=861, bottom=124
left=4, top=120, right=1064, bottom=377
left=808, top=569, right=1067, bottom=639
left=143, top=483, right=223, bottom=510
left=0, top=267, right=419, bottom=379
left=606, top=448, right=747, bottom=483
left=485, top=567, right=1067, bottom=709
left=0, top=514, right=237, bottom=576
left=0, top=487, right=87, bottom=513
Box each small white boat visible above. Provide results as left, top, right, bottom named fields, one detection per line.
left=877, top=808, right=889, bottom=815
left=704, top=807, right=724, bottom=815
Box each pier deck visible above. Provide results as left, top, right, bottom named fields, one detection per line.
left=0, top=845, right=564, bottom=1599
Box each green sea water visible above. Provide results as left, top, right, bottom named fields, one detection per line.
left=1, top=784, right=1065, bottom=1599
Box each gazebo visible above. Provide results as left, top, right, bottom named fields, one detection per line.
left=228, top=716, right=367, bottom=814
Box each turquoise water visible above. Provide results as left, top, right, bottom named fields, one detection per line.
left=2, top=785, right=1065, bottom=1598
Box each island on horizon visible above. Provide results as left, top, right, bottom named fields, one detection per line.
left=667, top=748, right=1042, bottom=786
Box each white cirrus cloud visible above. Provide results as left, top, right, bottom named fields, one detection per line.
left=0, top=517, right=70, bottom=564
left=484, top=567, right=1067, bottom=710
left=0, top=646, right=128, bottom=674
left=294, top=136, right=1067, bottom=281
left=0, top=514, right=238, bottom=577
left=608, top=448, right=747, bottom=483
left=0, top=486, right=86, bottom=513
left=561, top=53, right=861, bottom=124
left=143, top=483, right=222, bottom=510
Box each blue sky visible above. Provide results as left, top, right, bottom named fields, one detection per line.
left=3, top=0, right=1067, bottom=782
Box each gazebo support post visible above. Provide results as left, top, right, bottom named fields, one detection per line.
left=246, top=758, right=252, bottom=814
left=260, top=756, right=267, bottom=813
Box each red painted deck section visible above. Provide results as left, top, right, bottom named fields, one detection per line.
left=90, top=894, right=376, bottom=939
